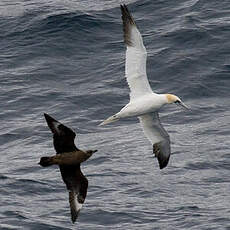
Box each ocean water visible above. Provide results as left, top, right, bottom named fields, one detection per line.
left=0, top=0, right=230, bottom=229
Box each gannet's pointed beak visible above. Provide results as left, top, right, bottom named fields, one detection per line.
left=179, top=101, right=190, bottom=110
left=99, top=115, right=119, bottom=126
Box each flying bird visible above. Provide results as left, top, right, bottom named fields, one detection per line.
left=39, top=113, right=97, bottom=223
left=100, top=4, right=188, bottom=169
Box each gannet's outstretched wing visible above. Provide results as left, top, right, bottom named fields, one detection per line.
left=121, top=4, right=153, bottom=101
left=139, top=113, right=171, bottom=169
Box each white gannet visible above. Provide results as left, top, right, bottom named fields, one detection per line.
left=99, top=4, right=188, bottom=169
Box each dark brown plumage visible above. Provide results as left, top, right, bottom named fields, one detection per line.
left=39, top=150, right=97, bottom=167
left=39, top=113, right=97, bottom=223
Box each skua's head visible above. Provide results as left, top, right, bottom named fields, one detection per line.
left=166, top=94, right=189, bottom=110
left=85, top=150, right=97, bottom=157
left=83, top=150, right=97, bottom=162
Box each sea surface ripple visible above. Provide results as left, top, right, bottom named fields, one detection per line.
left=0, top=0, right=230, bottom=229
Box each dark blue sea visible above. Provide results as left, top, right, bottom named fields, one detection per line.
left=0, top=0, right=230, bottom=229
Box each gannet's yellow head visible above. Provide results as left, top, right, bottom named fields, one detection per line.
left=166, top=94, right=189, bottom=109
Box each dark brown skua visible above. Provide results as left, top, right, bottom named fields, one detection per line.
left=39, top=113, right=97, bottom=223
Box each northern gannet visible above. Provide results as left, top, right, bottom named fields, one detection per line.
left=100, top=5, right=188, bottom=169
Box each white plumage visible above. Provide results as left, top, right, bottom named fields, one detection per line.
left=100, top=5, right=188, bottom=169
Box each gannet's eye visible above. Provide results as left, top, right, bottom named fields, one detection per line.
left=175, top=100, right=181, bottom=104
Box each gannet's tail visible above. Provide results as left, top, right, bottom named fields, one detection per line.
left=99, top=114, right=119, bottom=126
